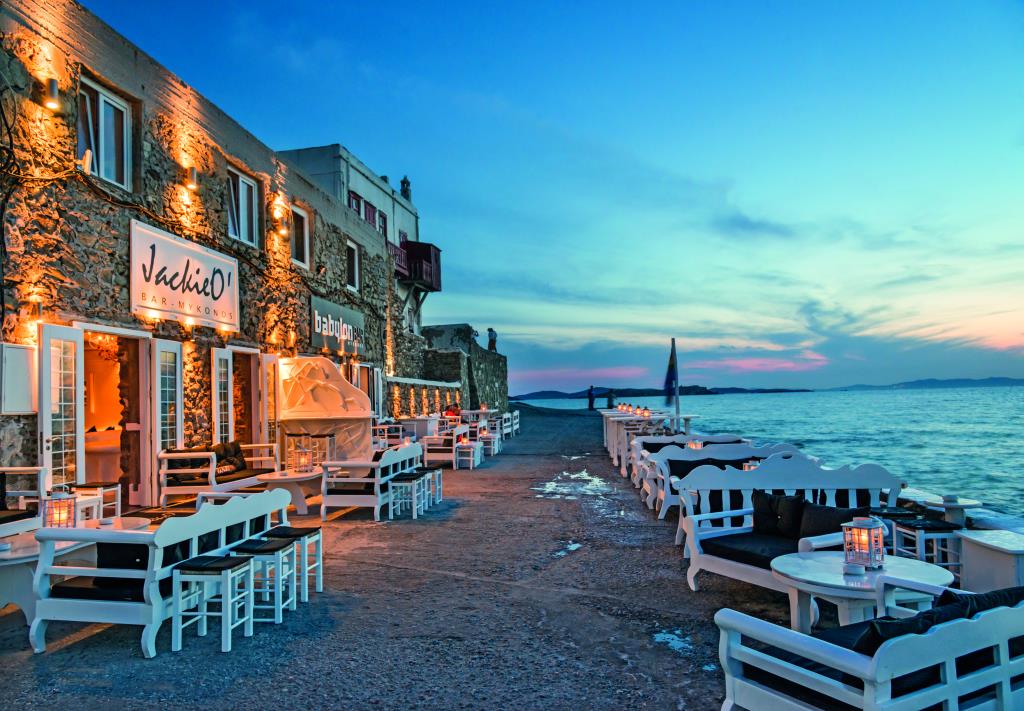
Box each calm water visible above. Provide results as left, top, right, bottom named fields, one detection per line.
left=520, top=387, right=1024, bottom=516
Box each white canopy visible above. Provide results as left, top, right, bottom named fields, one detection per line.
left=278, top=356, right=372, bottom=457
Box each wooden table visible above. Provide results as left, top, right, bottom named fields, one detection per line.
left=772, top=551, right=953, bottom=633
left=0, top=516, right=151, bottom=624
left=257, top=470, right=322, bottom=515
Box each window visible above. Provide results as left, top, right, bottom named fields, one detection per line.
left=290, top=206, right=310, bottom=268
left=363, top=201, right=377, bottom=226
left=226, top=168, right=258, bottom=246
left=159, top=350, right=179, bottom=451
left=377, top=212, right=388, bottom=238
left=345, top=240, right=359, bottom=291
left=398, top=229, right=409, bottom=244
left=77, top=77, right=131, bottom=189
left=348, top=191, right=362, bottom=214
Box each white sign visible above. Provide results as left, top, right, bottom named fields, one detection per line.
left=130, top=219, right=240, bottom=330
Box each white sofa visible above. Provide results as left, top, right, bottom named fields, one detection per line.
left=646, top=443, right=805, bottom=520
left=629, top=433, right=749, bottom=486
left=680, top=453, right=903, bottom=592
left=158, top=441, right=279, bottom=506
left=717, top=577, right=1024, bottom=710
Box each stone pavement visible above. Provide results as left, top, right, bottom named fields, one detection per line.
left=0, top=406, right=790, bottom=709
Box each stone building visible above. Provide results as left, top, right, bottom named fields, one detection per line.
left=0, top=0, right=506, bottom=506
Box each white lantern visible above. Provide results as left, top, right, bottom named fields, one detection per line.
left=41, top=485, right=77, bottom=528
left=842, top=516, right=886, bottom=573
left=687, top=440, right=703, bottom=450
left=742, top=460, right=758, bottom=472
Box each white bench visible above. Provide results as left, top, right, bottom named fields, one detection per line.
left=647, top=443, right=805, bottom=521
left=424, top=425, right=468, bottom=468
left=717, top=578, right=1024, bottom=710
left=158, top=442, right=279, bottom=506
left=680, top=453, right=903, bottom=592
left=321, top=443, right=423, bottom=521
left=30, top=488, right=291, bottom=658
left=629, top=434, right=748, bottom=487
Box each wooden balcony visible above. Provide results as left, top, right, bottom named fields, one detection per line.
left=387, top=241, right=410, bottom=278
left=401, top=240, right=442, bottom=292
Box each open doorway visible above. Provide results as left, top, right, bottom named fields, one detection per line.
left=82, top=331, right=146, bottom=503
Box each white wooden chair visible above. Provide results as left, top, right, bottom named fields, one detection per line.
left=501, top=413, right=513, bottom=439
left=511, top=410, right=520, bottom=436
left=717, top=578, right=1024, bottom=710
left=680, top=453, right=903, bottom=592
left=31, top=488, right=290, bottom=658
left=0, top=466, right=47, bottom=538
left=158, top=442, right=279, bottom=506
left=320, top=444, right=422, bottom=521
left=424, top=425, right=467, bottom=468
left=647, top=443, right=804, bottom=521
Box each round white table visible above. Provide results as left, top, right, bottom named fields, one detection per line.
left=771, top=551, right=954, bottom=633
left=257, top=470, right=322, bottom=515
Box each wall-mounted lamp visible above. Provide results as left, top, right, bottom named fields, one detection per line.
left=184, top=166, right=198, bottom=192
left=43, top=78, right=60, bottom=112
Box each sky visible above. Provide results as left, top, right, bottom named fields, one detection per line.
left=85, top=0, right=1024, bottom=394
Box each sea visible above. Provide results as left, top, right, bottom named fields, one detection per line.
left=519, top=386, right=1024, bottom=521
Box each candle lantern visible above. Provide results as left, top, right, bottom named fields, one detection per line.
left=742, top=460, right=758, bottom=472
left=627, top=405, right=634, bottom=414
left=642, top=407, right=651, bottom=417
left=41, top=485, right=77, bottom=528
left=842, top=516, right=886, bottom=574
left=460, top=435, right=469, bottom=445
left=687, top=440, right=703, bottom=450
left=403, top=436, right=412, bottom=447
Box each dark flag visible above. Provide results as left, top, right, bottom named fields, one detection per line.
left=664, top=337, right=679, bottom=405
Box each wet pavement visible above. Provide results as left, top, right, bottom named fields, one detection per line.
left=0, top=405, right=791, bottom=709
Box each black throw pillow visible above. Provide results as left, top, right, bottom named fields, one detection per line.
left=937, top=585, right=1024, bottom=618
left=852, top=602, right=969, bottom=656
left=798, top=502, right=870, bottom=539
left=752, top=490, right=806, bottom=539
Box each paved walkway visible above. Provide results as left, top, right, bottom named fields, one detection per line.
left=0, top=406, right=787, bottom=709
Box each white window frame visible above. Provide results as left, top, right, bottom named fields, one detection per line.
left=345, top=239, right=360, bottom=292
left=78, top=76, right=132, bottom=190
left=227, top=168, right=259, bottom=247
left=290, top=205, right=310, bottom=269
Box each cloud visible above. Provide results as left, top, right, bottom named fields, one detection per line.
left=710, top=209, right=798, bottom=239
left=686, top=350, right=829, bottom=373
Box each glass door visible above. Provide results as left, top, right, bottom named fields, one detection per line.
left=258, top=353, right=279, bottom=446
left=152, top=339, right=183, bottom=453
left=211, top=347, right=233, bottom=443
left=38, top=324, right=85, bottom=486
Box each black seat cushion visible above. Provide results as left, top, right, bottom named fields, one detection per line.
left=699, top=532, right=798, bottom=569
left=51, top=575, right=173, bottom=602
left=897, top=518, right=962, bottom=532
left=798, top=502, right=870, bottom=539
left=752, top=490, right=805, bottom=539
left=232, top=538, right=293, bottom=555
left=413, top=467, right=441, bottom=475
left=327, top=481, right=388, bottom=495
left=177, top=554, right=252, bottom=574
left=667, top=457, right=747, bottom=479
left=392, top=471, right=429, bottom=483
left=869, top=506, right=918, bottom=519
left=265, top=525, right=321, bottom=539
left=852, top=601, right=969, bottom=655
left=0, top=508, right=37, bottom=524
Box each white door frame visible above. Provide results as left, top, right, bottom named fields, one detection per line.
left=151, top=338, right=183, bottom=506
left=37, top=323, right=85, bottom=488
left=211, top=347, right=233, bottom=443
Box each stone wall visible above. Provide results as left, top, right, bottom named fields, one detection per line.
left=0, top=1, right=416, bottom=466
left=422, top=324, right=508, bottom=411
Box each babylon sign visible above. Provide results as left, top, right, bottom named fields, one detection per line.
left=130, top=219, right=240, bottom=330
left=311, top=296, right=365, bottom=355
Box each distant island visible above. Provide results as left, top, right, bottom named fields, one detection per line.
left=511, top=385, right=810, bottom=400
left=511, top=376, right=1024, bottom=401
left=824, top=376, right=1024, bottom=392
